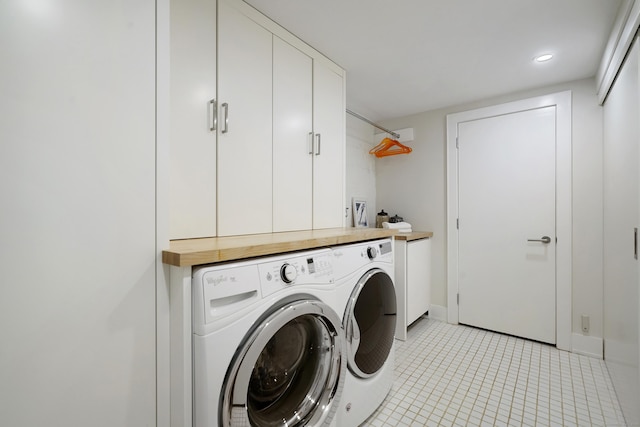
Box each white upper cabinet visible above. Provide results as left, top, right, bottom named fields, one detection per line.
left=272, top=38, right=346, bottom=232
left=170, top=0, right=217, bottom=239
left=216, top=0, right=273, bottom=236
left=169, top=0, right=345, bottom=238
left=312, top=60, right=345, bottom=229
left=273, top=37, right=314, bottom=232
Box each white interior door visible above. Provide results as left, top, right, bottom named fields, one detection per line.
left=457, top=106, right=557, bottom=344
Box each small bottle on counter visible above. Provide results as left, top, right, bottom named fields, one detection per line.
left=376, top=209, right=390, bottom=228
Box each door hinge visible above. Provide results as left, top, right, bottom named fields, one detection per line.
left=457, top=293, right=459, bottom=305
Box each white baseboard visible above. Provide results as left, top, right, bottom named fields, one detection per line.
left=427, top=304, right=447, bottom=322
left=572, top=333, right=603, bottom=359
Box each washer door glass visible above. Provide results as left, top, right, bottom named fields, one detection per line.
left=221, top=298, right=345, bottom=427
left=345, top=268, right=397, bottom=378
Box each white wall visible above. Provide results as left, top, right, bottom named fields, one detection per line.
left=345, top=114, right=377, bottom=227
left=374, top=112, right=447, bottom=306
left=372, top=77, right=604, bottom=339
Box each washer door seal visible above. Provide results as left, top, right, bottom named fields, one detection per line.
left=344, top=268, right=397, bottom=378
left=220, top=297, right=345, bottom=427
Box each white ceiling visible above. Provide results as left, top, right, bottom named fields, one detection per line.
left=243, top=0, right=622, bottom=121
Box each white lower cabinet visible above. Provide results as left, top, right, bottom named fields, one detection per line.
left=395, top=235, right=432, bottom=341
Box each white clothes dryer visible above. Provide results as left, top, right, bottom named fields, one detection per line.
left=331, top=239, right=397, bottom=427
left=192, top=248, right=345, bottom=427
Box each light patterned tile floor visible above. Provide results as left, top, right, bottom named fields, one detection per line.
left=363, top=318, right=627, bottom=427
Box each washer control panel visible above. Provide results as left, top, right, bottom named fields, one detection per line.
left=259, top=249, right=334, bottom=297
left=367, top=240, right=392, bottom=260
left=365, top=240, right=392, bottom=260
left=331, top=238, right=394, bottom=280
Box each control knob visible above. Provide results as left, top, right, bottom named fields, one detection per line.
left=280, top=263, right=297, bottom=284
left=366, top=246, right=378, bottom=260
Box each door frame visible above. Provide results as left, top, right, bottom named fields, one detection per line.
left=446, top=91, right=572, bottom=351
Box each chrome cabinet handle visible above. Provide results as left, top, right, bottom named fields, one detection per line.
left=315, top=133, right=321, bottom=155
left=308, top=132, right=313, bottom=155
left=635, top=227, right=638, bottom=260
left=208, top=99, right=217, bottom=131
left=221, top=102, right=229, bottom=134
left=528, top=236, right=551, bottom=244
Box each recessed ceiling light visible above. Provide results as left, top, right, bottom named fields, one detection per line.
left=534, top=54, right=554, bottom=62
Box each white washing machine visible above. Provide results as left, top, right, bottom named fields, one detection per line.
left=192, top=248, right=346, bottom=427
left=331, top=239, right=397, bottom=426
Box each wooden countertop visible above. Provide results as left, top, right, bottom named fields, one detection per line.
left=162, top=227, right=399, bottom=267
left=393, top=231, right=433, bottom=241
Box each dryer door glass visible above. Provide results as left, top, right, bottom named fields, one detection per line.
left=345, top=269, right=397, bottom=378
left=221, top=298, right=345, bottom=427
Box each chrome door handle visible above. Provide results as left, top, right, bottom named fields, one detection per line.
left=208, top=99, right=217, bottom=131
left=221, top=102, right=229, bottom=134
left=528, top=236, right=551, bottom=244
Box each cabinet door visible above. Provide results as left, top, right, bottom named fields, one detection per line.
left=312, top=61, right=345, bottom=229
left=603, top=37, right=640, bottom=424
left=273, top=37, right=313, bottom=232
left=407, top=239, right=431, bottom=325
left=1, top=1, right=156, bottom=425
left=169, top=0, right=217, bottom=239
left=217, top=0, right=272, bottom=236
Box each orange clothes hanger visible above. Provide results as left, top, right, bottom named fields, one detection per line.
left=369, top=137, right=412, bottom=157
